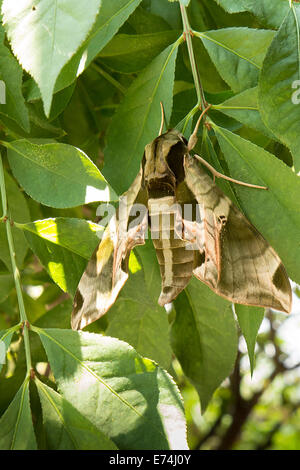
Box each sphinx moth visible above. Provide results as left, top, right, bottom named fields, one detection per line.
left=71, top=118, right=292, bottom=330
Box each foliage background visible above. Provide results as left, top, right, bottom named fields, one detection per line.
left=0, top=0, right=299, bottom=450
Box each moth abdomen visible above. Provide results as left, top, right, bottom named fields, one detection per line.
left=148, top=196, right=193, bottom=305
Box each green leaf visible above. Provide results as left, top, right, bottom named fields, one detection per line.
left=258, top=3, right=300, bottom=170
left=7, top=140, right=117, bottom=208
left=35, top=299, right=73, bottom=329
left=213, top=0, right=248, bottom=13
left=106, top=269, right=172, bottom=371
left=214, top=0, right=289, bottom=28
left=168, top=0, right=190, bottom=6
left=184, top=39, right=228, bottom=94
left=0, top=326, right=17, bottom=373
left=18, top=218, right=102, bottom=295
left=171, top=278, right=238, bottom=411
left=214, top=87, right=276, bottom=140
left=213, top=124, right=300, bottom=284
left=201, top=130, right=239, bottom=204
left=235, top=304, right=264, bottom=375
left=36, top=378, right=117, bottom=450
left=195, top=28, right=274, bottom=92
left=0, top=42, right=29, bottom=131
left=244, top=0, right=289, bottom=28
left=0, top=379, right=37, bottom=450
left=107, top=241, right=172, bottom=369
left=34, top=327, right=188, bottom=450
left=0, top=274, right=14, bottom=303
left=2, top=0, right=101, bottom=116
left=103, top=40, right=180, bottom=194
left=0, top=171, right=30, bottom=270
left=18, top=218, right=103, bottom=259
left=128, top=5, right=173, bottom=34
left=98, top=31, right=179, bottom=73
left=150, top=0, right=182, bottom=30
left=135, top=239, right=163, bottom=300
left=55, top=0, right=143, bottom=92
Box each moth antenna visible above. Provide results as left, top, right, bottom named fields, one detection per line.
left=193, top=153, right=268, bottom=190
left=159, top=102, right=166, bottom=136
left=188, top=104, right=212, bottom=151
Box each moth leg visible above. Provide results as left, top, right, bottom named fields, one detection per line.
left=188, top=104, right=212, bottom=151
left=193, top=154, right=268, bottom=190
left=159, top=101, right=166, bottom=136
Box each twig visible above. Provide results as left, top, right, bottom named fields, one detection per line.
left=0, top=153, right=32, bottom=374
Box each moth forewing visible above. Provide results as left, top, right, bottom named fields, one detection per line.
left=182, top=153, right=292, bottom=314
left=71, top=168, right=147, bottom=330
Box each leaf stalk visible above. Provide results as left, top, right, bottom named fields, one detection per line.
left=179, top=4, right=207, bottom=110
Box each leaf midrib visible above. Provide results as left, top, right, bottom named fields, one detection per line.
left=34, top=327, right=169, bottom=441
left=8, top=142, right=104, bottom=188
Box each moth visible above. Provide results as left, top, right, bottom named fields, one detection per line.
left=71, top=109, right=292, bottom=330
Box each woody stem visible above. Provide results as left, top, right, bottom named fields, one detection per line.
left=180, top=4, right=207, bottom=110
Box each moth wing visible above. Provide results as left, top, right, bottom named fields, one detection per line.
left=71, top=169, right=148, bottom=330
left=181, top=154, right=292, bottom=313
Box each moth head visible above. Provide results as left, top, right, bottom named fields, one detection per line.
left=143, top=129, right=188, bottom=196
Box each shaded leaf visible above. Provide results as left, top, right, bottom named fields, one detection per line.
left=195, top=28, right=274, bottom=92
left=34, top=327, right=188, bottom=450
left=214, top=87, right=276, bottom=140
left=0, top=171, right=30, bottom=270
left=98, top=31, right=179, bottom=73
left=0, top=378, right=37, bottom=450
left=0, top=326, right=18, bottom=373
left=171, top=278, right=238, bottom=411
left=35, top=299, right=73, bottom=329
left=0, top=41, right=29, bottom=131
left=214, top=0, right=289, bottom=28
left=127, top=5, right=173, bottom=33
left=213, top=124, right=300, bottom=285
left=0, top=274, right=14, bottom=303
left=259, top=3, right=300, bottom=170
left=107, top=269, right=172, bottom=371
left=235, top=304, right=264, bottom=375
left=150, top=0, right=182, bottom=30
left=103, top=40, right=180, bottom=194
left=36, top=378, right=117, bottom=450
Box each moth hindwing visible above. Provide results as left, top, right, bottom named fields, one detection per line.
left=71, top=129, right=291, bottom=330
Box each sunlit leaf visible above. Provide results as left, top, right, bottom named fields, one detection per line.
left=19, top=218, right=102, bottom=294
left=7, top=140, right=117, bottom=208
left=2, top=0, right=101, bottom=115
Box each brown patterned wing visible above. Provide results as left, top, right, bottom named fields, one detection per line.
left=182, top=154, right=292, bottom=313
left=71, top=169, right=148, bottom=330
